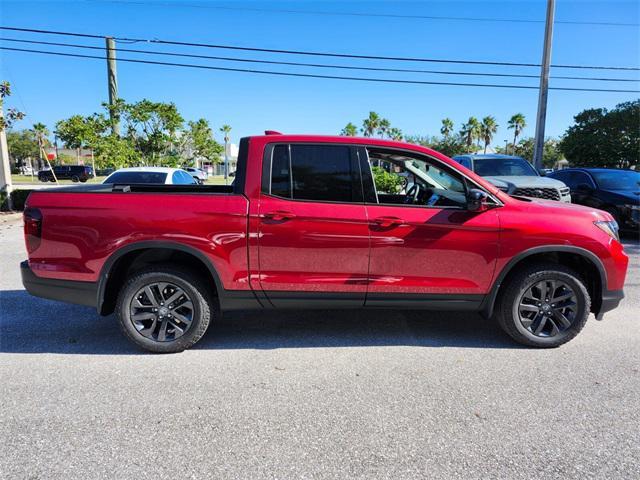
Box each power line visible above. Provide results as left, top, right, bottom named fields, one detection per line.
left=2, top=37, right=637, bottom=83
left=98, top=0, right=640, bottom=27
left=2, top=46, right=638, bottom=94
left=2, top=26, right=639, bottom=71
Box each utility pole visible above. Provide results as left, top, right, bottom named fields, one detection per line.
left=0, top=108, right=12, bottom=210
left=223, top=136, right=229, bottom=185
left=532, top=0, right=555, bottom=170
left=105, top=37, right=120, bottom=136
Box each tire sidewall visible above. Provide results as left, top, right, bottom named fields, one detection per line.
left=117, top=270, right=210, bottom=353
left=509, top=270, right=589, bottom=346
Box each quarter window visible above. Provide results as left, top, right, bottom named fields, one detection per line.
left=270, top=145, right=291, bottom=198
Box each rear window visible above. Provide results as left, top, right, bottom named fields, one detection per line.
left=473, top=157, right=538, bottom=177
left=104, top=171, right=167, bottom=184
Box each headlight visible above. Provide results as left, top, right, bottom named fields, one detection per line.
left=624, top=204, right=640, bottom=211
left=594, top=220, right=619, bottom=241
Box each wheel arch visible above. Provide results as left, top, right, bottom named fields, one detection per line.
left=97, top=241, right=225, bottom=316
left=481, top=245, right=606, bottom=319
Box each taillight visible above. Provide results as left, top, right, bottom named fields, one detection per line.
left=24, top=207, right=42, bottom=253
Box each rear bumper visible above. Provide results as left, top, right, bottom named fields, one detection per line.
left=21, top=260, right=98, bottom=308
left=595, top=289, right=624, bottom=320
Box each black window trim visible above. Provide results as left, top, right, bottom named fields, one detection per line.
left=261, top=142, right=366, bottom=206
left=551, top=169, right=597, bottom=189
left=360, top=145, right=503, bottom=210
left=575, top=171, right=597, bottom=189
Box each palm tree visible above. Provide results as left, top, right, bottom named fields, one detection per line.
left=480, top=116, right=498, bottom=154
left=389, top=127, right=403, bottom=141
left=507, top=113, right=526, bottom=154
left=440, top=118, right=454, bottom=138
left=378, top=118, right=391, bottom=138
left=341, top=122, right=358, bottom=136
left=460, top=117, right=479, bottom=151
left=361, top=111, right=381, bottom=137
left=219, top=124, right=231, bottom=181
left=31, top=122, right=49, bottom=168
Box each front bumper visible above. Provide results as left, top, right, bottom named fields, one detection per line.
left=21, top=260, right=98, bottom=308
left=595, top=289, right=625, bottom=320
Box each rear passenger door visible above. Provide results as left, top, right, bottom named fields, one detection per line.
left=257, top=144, right=370, bottom=306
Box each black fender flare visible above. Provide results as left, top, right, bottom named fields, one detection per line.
left=480, top=245, right=607, bottom=319
left=97, top=241, right=229, bottom=314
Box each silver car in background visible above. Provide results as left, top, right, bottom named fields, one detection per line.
left=453, top=154, right=571, bottom=202
left=183, top=167, right=208, bottom=184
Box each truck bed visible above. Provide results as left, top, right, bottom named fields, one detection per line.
left=41, top=183, right=235, bottom=194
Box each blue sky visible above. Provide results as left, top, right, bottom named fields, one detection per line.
left=1, top=0, right=638, bottom=147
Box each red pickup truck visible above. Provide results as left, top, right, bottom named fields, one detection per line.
left=21, top=133, right=628, bottom=352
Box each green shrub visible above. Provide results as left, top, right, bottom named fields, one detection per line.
left=11, top=189, right=32, bottom=210
left=371, top=166, right=403, bottom=194
left=0, top=189, right=33, bottom=211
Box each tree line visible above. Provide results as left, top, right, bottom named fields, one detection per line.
left=4, top=77, right=637, bottom=172
left=342, top=100, right=638, bottom=169
left=6, top=94, right=230, bottom=172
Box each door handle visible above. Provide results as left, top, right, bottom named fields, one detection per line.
left=262, top=210, right=296, bottom=221
left=373, top=216, right=405, bottom=228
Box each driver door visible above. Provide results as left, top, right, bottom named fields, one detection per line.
left=361, top=147, right=500, bottom=303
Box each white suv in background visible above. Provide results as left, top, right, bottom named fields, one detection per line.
left=453, top=154, right=571, bottom=203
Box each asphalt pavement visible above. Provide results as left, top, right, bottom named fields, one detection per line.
left=1, top=214, right=638, bottom=479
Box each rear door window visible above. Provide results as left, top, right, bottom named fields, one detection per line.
left=290, top=145, right=355, bottom=202
left=266, top=144, right=361, bottom=203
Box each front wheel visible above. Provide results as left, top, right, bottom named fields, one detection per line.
left=116, top=265, right=214, bottom=353
left=495, top=264, right=590, bottom=348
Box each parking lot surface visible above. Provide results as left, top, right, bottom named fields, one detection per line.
left=1, top=216, right=639, bottom=479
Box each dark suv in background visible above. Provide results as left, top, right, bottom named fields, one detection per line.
left=38, top=165, right=94, bottom=183
left=548, top=168, right=640, bottom=233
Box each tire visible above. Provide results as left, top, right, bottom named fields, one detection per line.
left=80, top=178, right=87, bottom=183
left=115, top=265, right=214, bottom=353
left=49, top=177, right=56, bottom=183
left=495, top=263, right=590, bottom=348
left=71, top=175, right=80, bottom=182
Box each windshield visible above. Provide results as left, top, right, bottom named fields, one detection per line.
left=473, top=157, right=538, bottom=177
left=592, top=170, right=640, bottom=191
left=104, top=171, right=167, bottom=184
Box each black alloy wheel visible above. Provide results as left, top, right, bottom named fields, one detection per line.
left=517, top=279, right=578, bottom=337
left=129, top=282, right=195, bottom=342
left=116, top=265, right=214, bottom=353
left=495, top=263, right=590, bottom=348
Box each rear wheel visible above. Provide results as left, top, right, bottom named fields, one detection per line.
left=116, top=265, right=214, bottom=353
left=71, top=175, right=80, bottom=182
left=495, top=264, right=590, bottom=348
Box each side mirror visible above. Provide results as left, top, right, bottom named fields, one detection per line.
left=467, top=188, right=489, bottom=212
left=537, top=168, right=547, bottom=176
